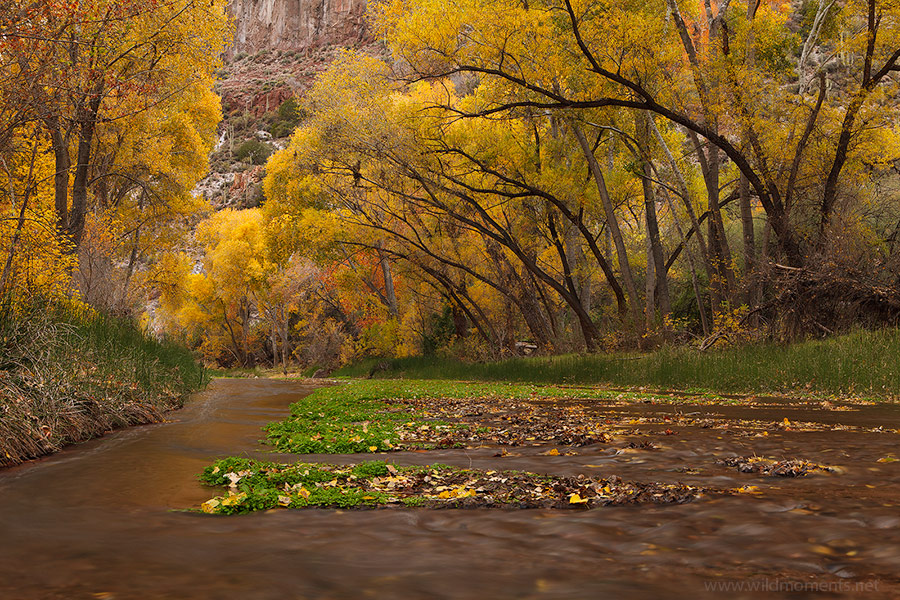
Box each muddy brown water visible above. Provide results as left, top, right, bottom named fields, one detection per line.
left=2, top=379, right=900, bottom=599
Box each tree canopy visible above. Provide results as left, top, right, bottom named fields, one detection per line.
left=6, top=0, right=900, bottom=368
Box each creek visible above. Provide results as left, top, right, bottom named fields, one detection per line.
left=1, top=379, right=899, bottom=599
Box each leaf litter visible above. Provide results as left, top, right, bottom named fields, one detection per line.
left=197, top=458, right=722, bottom=514
left=203, top=382, right=869, bottom=515
left=717, top=456, right=837, bottom=477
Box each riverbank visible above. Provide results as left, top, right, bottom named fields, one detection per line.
left=0, top=302, right=206, bottom=468
left=336, top=327, right=900, bottom=399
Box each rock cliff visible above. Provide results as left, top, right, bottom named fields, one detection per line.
left=195, top=0, right=377, bottom=209
left=227, top=0, right=370, bottom=57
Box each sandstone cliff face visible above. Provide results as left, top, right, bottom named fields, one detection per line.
left=199, top=0, right=376, bottom=210
left=227, top=0, right=369, bottom=57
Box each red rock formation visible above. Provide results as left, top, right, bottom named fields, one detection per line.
left=251, top=87, right=293, bottom=117
left=227, top=0, right=371, bottom=58
left=229, top=166, right=266, bottom=194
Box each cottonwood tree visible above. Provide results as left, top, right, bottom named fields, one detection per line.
left=3, top=0, right=228, bottom=247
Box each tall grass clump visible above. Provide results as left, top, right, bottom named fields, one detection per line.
left=335, top=328, right=900, bottom=398
left=0, top=299, right=206, bottom=468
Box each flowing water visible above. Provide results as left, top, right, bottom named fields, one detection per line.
left=1, top=379, right=900, bottom=599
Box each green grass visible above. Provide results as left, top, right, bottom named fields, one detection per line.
left=263, top=379, right=680, bottom=456
left=263, top=380, right=446, bottom=453
left=334, top=328, right=900, bottom=398
left=0, top=299, right=206, bottom=466
left=196, top=455, right=711, bottom=514
left=197, top=458, right=477, bottom=514
left=198, top=458, right=425, bottom=513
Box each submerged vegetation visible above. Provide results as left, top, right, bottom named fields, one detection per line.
left=0, top=300, right=206, bottom=467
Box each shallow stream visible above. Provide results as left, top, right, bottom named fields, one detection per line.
left=1, top=379, right=899, bottom=599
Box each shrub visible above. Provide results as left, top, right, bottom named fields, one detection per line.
left=233, top=139, right=272, bottom=165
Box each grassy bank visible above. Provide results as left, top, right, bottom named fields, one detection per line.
left=0, top=301, right=206, bottom=467
left=335, top=328, right=900, bottom=398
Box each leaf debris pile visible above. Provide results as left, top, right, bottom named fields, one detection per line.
left=197, top=458, right=719, bottom=514
left=263, top=382, right=898, bottom=456
left=397, top=396, right=614, bottom=448
left=717, top=456, right=837, bottom=477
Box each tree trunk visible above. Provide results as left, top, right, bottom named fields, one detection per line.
left=571, top=122, right=642, bottom=325
left=547, top=210, right=593, bottom=349
left=47, top=121, right=70, bottom=236
left=691, top=132, right=736, bottom=307
left=661, top=188, right=711, bottom=335
left=636, top=111, right=671, bottom=325
left=645, top=235, right=656, bottom=330
left=0, top=148, right=37, bottom=293
left=280, top=307, right=291, bottom=375
left=739, top=174, right=757, bottom=307
left=649, top=118, right=716, bottom=280
left=484, top=240, right=555, bottom=349
left=378, top=249, right=399, bottom=317
left=241, top=297, right=251, bottom=366
left=69, top=87, right=104, bottom=247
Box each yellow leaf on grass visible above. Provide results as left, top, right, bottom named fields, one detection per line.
left=220, top=492, right=247, bottom=506
left=369, top=446, right=378, bottom=452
